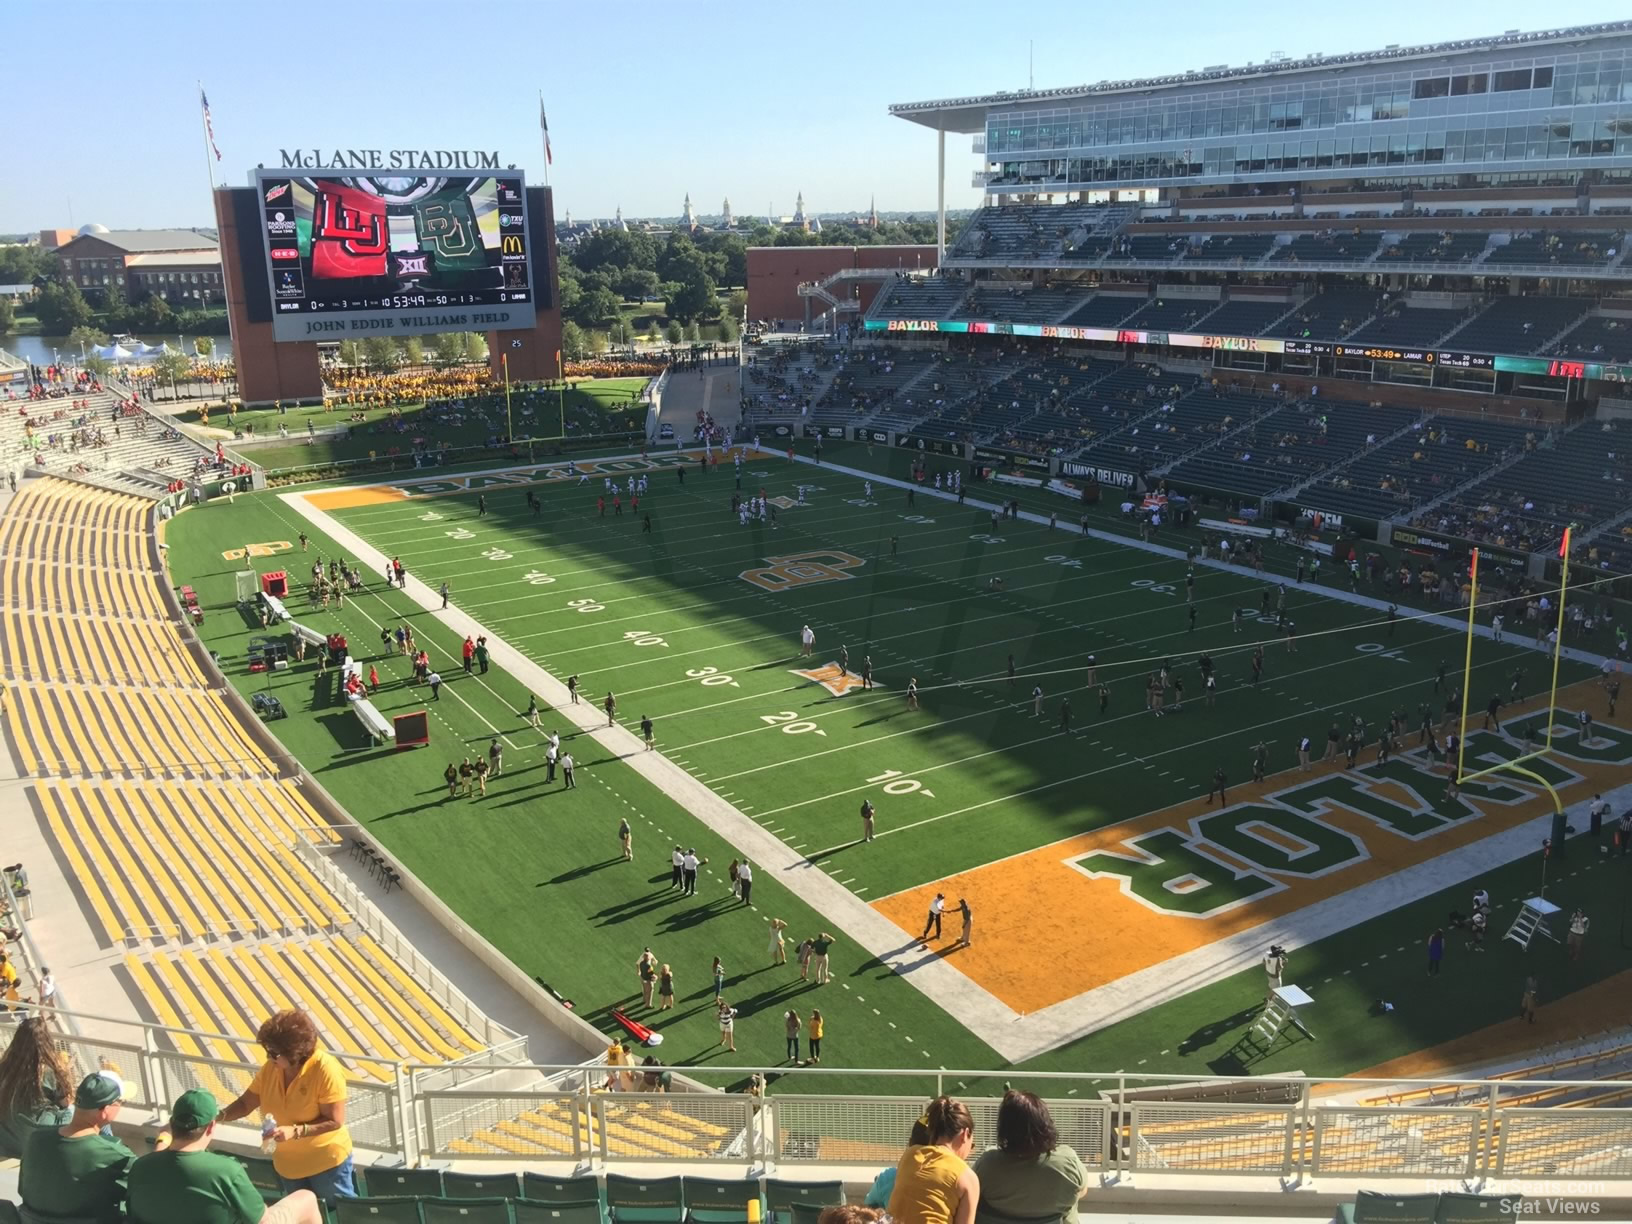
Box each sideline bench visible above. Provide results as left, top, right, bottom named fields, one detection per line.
left=351, top=697, right=394, bottom=745
left=258, top=591, right=289, bottom=623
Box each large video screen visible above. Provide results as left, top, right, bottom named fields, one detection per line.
left=255, top=170, right=537, bottom=342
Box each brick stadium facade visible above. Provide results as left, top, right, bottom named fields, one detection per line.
left=747, top=244, right=936, bottom=329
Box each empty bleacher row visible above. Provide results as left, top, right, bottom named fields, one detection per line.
left=7, top=682, right=275, bottom=779
left=125, top=932, right=490, bottom=1076
left=1, top=474, right=520, bottom=1084
left=1410, top=421, right=1632, bottom=556
left=1165, top=397, right=1420, bottom=498
left=1298, top=415, right=1534, bottom=522
left=38, top=779, right=343, bottom=943
left=947, top=201, right=1629, bottom=275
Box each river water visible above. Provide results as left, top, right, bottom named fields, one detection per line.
left=3, top=332, right=233, bottom=368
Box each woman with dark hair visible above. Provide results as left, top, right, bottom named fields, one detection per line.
left=887, top=1095, right=980, bottom=1224
left=218, top=1010, right=356, bottom=1199
left=0, top=1017, right=73, bottom=1158
left=972, top=1089, right=1086, bottom=1224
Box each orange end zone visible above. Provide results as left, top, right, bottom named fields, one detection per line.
left=872, top=682, right=1627, bottom=1014
left=302, top=487, right=409, bottom=511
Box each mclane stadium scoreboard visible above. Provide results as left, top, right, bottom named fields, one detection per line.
left=254, top=170, right=538, bottom=342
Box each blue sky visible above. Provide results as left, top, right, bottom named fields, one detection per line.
left=2, top=0, right=1625, bottom=232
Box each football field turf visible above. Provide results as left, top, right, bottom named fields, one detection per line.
left=162, top=446, right=1632, bottom=1088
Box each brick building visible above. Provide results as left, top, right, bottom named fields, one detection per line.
left=52, top=225, right=223, bottom=306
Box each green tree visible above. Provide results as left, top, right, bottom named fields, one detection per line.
left=0, top=297, right=14, bottom=334
left=664, top=321, right=683, bottom=346
left=194, top=336, right=214, bottom=358
left=717, top=316, right=739, bottom=344
left=0, top=245, right=55, bottom=286
left=401, top=337, right=425, bottom=366
left=68, top=324, right=110, bottom=351
left=152, top=349, right=191, bottom=393
left=429, top=333, right=465, bottom=366
left=135, top=294, right=173, bottom=331
left=338, top=339, right=365, bottom=367
left=556, top=263, right=583, bottom=318
left=699, top=233, right=748, bottom=286
left=560, top=320, right=589, bottom=361
left=571, top=228, right=658, bottom=277
left=615, top=267, right=661, bottom=302
left=609, top=319, right=634, bottom=349
left=360, top=336, right=400, bottom=371
left=461, top=332, right=488, bottom=362
left=725, top=288, right=748, bottom=320
left=573, top=286, right=622, bottom=329
left=645, top=320, right=660, bottom=342
left=586, top=330, right=610, bottom=355
left=36, top=282, right=94, bottom=334
left=685, top=321, right=701, bottom=343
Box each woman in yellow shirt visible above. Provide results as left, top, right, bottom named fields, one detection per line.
left=218, top=1010, right=355, bottom=1199
left=808, top=1009, right=825, bottom=1064
left=887, top=1096, right=979, bottom=1224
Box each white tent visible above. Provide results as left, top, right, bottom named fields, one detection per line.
left=92, top=343, right=137, bottom=362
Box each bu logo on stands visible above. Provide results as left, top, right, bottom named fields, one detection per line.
left=740, top=551, right=865, bottom=592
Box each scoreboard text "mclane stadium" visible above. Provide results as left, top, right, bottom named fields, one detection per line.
left=279, top=149, right=501, bottom=170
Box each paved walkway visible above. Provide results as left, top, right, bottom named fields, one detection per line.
left=282, top=451, right=1625, bottom=1063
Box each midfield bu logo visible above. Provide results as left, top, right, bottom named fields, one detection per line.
left=740, top=551, right=866, bottom=592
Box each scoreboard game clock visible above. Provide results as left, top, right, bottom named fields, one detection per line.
left=256, top=170, right=538, bottom=341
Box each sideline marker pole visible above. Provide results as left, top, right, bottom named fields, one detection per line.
left=1544, top=526, right=1573, bottom=753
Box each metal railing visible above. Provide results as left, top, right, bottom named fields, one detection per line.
left=3, top=1027, right=1630, bottom=1178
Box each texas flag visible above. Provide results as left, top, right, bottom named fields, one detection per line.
left=310, top=182, right=388, bottom=279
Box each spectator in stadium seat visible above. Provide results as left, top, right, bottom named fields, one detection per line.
left=867, top=1117, right=933, bottom=1206
left=972, top=1090, right=1087, bottom=1224
left=129, top=1089, right=321, bottom=1224
left=18, top=1070, right=136, bottom=1224
left=0, top=1015, right=73, bottom=1158
left=217, top=1010, right=356, bottom=1200
left=887, top=1095, right=980, bottom=1224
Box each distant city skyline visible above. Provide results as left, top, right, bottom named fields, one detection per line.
left=2, top=0, right=1625, bottom=233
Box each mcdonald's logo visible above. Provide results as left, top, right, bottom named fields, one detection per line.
left=501, top=235, right=525, bottom=257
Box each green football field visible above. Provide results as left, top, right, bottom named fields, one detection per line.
left=162, top=444, right=1631, bottom=1091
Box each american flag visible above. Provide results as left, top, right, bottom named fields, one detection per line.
left=539, top=94, right=552, bottom=166
left=200, top=88, right=222, bottom=161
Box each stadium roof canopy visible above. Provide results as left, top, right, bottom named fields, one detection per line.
left=889, top=20, right=1632, bottom=133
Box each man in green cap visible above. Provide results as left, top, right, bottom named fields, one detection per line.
left=128, top=1089, right=321, bottom=1224
left=19, top=1069, right=136, bottom=1223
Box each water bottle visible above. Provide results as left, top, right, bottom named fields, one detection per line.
left=261, top=1115, right=278, bottom=1156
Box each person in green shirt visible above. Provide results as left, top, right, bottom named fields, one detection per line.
left=971, top=1089, right=1087, bottom=1224
left=19, top=1070, right=136, bottom=1224
left=128, top=1089, right=321, bottom=1224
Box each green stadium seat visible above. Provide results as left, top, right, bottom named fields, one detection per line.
left=976, top=1209, right=1066, bottom=1224
left=605, top=1174, right=684, bottom=1224
left=444, top=1172, right=523, bottom=1201
left=513, top=1201, right=604, bottom=1224
left=234, top=1153, right=283, bottom=1202
left=523, top=1174, right=603, bottom=1205
left=1337, top=1191, right=1443, bottom=1224
left=764, top=1179, right=843, bottom=1224
left=1436, top=1193, right=1521, bottom=1223
left=422, top=1198, right=514, bottom=1224
left=0, top=1200, right=20, bottom=1224
left=790, top=1203, right=828, bottom=1224
left=682, top=1176, right=763, bottom=1224
left=332, top=1197, right=426, bottom=1224
left=369, top=1168, right=448, bottom=1198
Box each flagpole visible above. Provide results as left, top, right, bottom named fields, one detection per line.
left=557, top=349, right=566, bottom=441
left=198, top=82, right=216, bottom=193
left=539, top=92, right=551, bottom=189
